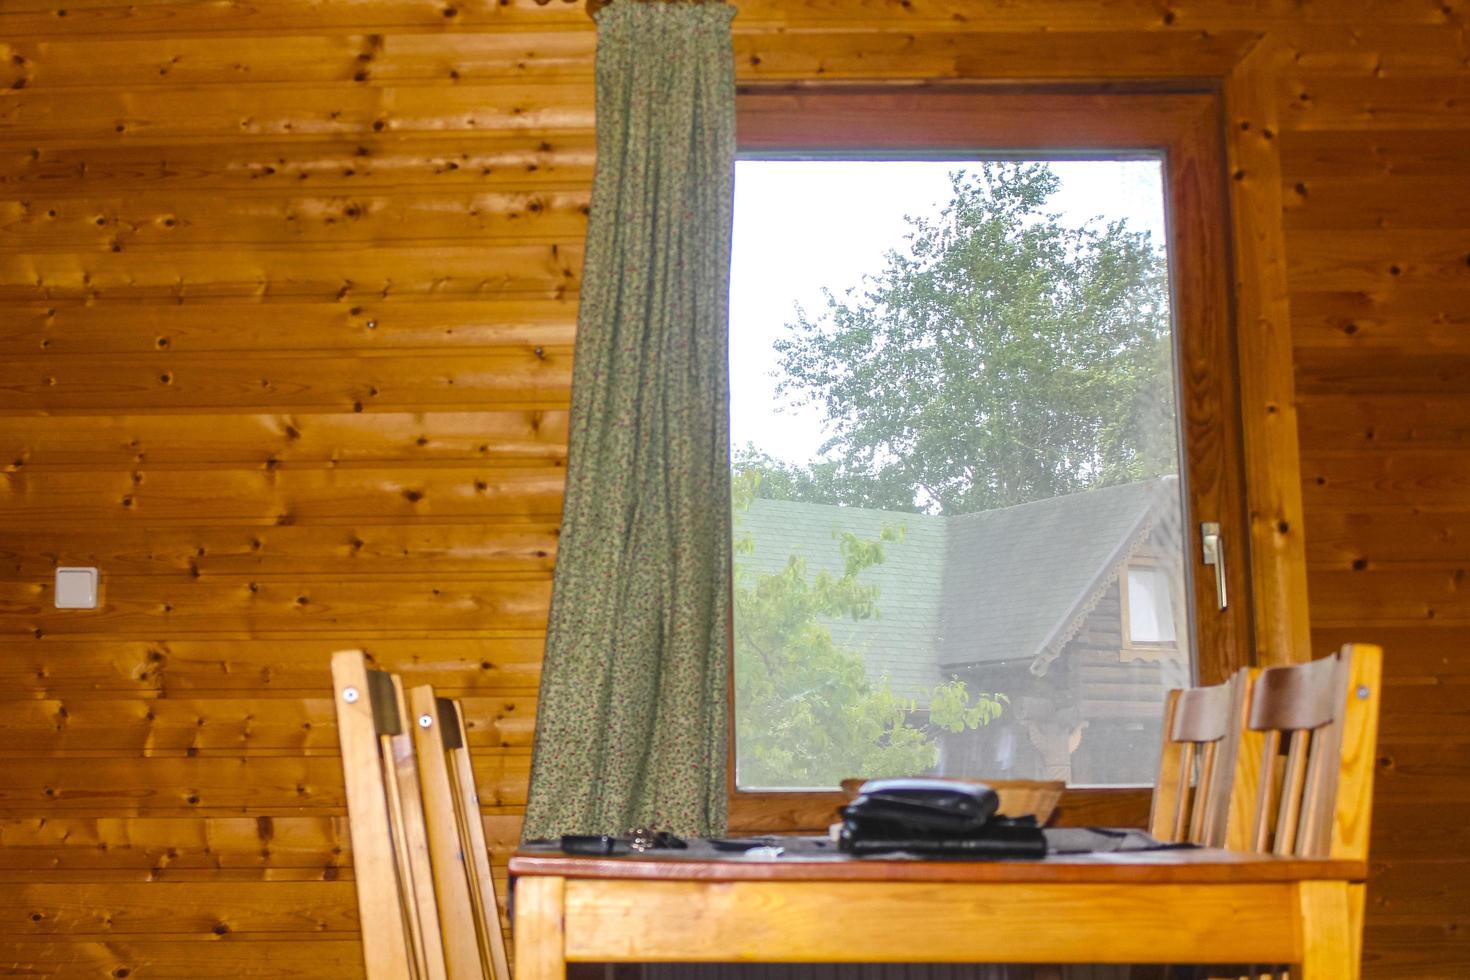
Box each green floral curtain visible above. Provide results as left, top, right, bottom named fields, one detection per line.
left=522, top=1, right=737, bottom=839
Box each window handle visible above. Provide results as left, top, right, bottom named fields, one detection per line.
left=1200, top=522, right=1227, bottom=611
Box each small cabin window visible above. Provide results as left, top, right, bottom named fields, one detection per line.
left=1125, top=564, right=1179, bottom=646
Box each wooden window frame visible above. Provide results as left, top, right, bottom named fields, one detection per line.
left=726, top=62, right=1309, bottom=835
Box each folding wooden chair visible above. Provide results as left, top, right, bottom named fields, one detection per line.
left=1149, top=669, right=1250, bottom=847
left=332, top=650, right=450, bottom=980
left=409, top=684, right=514, bottom=980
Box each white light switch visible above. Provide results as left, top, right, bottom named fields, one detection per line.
left=55, top=567, right=99, bottom=609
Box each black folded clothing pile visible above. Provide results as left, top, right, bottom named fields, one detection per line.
left=838, top=777, right=1047, bottom=859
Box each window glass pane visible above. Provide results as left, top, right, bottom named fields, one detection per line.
left=730, top=159, right=1192, bottom=789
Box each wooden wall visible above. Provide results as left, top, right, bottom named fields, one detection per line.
left=0, top=1, right=1464, bottom=977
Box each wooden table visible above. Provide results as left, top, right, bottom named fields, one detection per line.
left=509, top=846, right=1366, bottom=978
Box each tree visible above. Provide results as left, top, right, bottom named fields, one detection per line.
left=773, top=162, right=1175, bottom=515
left=732, top=468, right=1004, bottom=788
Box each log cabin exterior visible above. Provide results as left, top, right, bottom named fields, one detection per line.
left=739, top=483, right=1190, bottom=787
left=0, top=1, right=1466, bottom=977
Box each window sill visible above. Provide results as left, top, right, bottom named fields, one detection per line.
left=728, top=786, right=1151, bottom=835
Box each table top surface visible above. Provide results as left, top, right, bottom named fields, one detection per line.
left=509, top=842, right=1367, bottom=885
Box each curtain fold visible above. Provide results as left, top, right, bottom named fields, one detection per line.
left=522, top=1, right=737, bottom=839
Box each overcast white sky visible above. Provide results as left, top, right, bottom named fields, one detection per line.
left=728, top=159, right=1169, bottom=464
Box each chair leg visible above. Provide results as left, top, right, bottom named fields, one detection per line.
left=1296, top=881, right=1353, bottom=980
left=1347, top=883, right=1366, bottom=980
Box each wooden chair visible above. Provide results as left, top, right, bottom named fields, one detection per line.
left=1227, top=644, right=1381, bottom=863
left=1149, top=669, right=1250, bottom=847
left=408, top=684, right=514, bottom=980
left=332, top=650, right=450, bottom=980
left=1223, top=643, right=1382, bottom=980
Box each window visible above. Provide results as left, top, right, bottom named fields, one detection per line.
left=727, top=90, right=1251, bottom=830
left=1125, top=564, right=1179, bottom=647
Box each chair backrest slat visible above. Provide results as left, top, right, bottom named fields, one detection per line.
left=1273, top=729, right=1309, bottom=856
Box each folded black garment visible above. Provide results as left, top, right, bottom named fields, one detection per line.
left=839, top=815, right=1047, bottom=859
left=841, top=778, right=1000, bottom=836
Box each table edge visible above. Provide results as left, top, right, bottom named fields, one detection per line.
left=507, top=850, right=1368, bottom=884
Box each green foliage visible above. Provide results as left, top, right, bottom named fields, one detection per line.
left=929, top=680, right=1008, bottom=735
left=732, top=469, right=1005, bottom=788
left=772, top=162, right=1175, bottom=515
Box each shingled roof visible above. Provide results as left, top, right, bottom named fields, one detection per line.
left=736, top=479, right=1177, bottom=701
left=937, top=478, right=1178, bottom=673
left=736, top=497, right=947, bottom=699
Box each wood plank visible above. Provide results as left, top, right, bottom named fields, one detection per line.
left=1303, top=449, right=1470, bottom=510
left=1307, top=567, right=1470, bottom=625
left=0, top=751, right=531, bottom=813
left=1369, top=800, right=1470, bottom=860
left=0, top=465, right=565, bottom=524
left=1295, top=348, right=1470, bottom=395
left=1365, top=859, right=1470, bottom=918
left=0, top=695, right=535, bottom=754
left=1, top=410, right=570, bottom=466
left=1, top=32, right=597, bottom=90
left=1283, top=174, right=1470, bottom=230
left=556, top=879, right=1303, bottom=964
left=0, top=241, right=582, bottom=302
left=733, top=29, right=1262, bottom=81
left=0, top=938, right=366, bottom=979
left=0, top=636, right=547, bottom=696
left=1292, top=287, right=1470, bottom=354
left=0, top=298, right=577, bottom=357
left=1286, top=229, right=1470, bottom=290
left=1282, top=128, right=1470, bottom=179
left=0, top=351, right=572, bottom=413
left=0, top=82, right=593, bottom=144
left=1226, top=36, right=1314, bottom=669
left=0, top=133, right=596, bottom=199
left=1277, top=22, right=1470, bottom=73
left=2, top=575, right=553, bottom=636
left=0, top=188, right=589, bottom=250
left=1361, top=923, right=1470, bottom=978
left=0, top=523, right=560, bottom=577
left=1313, top=625, right=1470, bottom=680
left=0, top=881, right=359, bottom=935
left=1373, top=759, right=1470, bottom=806
left=1281, top=73, right=1470, bottom=130
left=0, top=813, right=525, bottom=871
left=0, top=0, right=590, bottom=39
left=1305, top=509, right=1470, bottom=566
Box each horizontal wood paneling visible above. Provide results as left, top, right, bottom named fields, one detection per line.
left=0, top=881, right=362, bottom=934
left=2, top=189, right=590, bottom=249
left=2, top=410, right=571, bottom=465
left=0, top=523, right=560, bottom=576
left=1, top=466, right=567, bottom=524
left=0, top=813, right=525, bottom=869
left=0, top=752, right=532, bottom=814
left=0, top=695, right=536, bottom=754
left=0, top=637, right=546, bottom=696
left=0, top=939, right=366, bottom=979
left=0, top=242, right=582, bottom=302
left=0, top=1, right=1465, bottom=978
